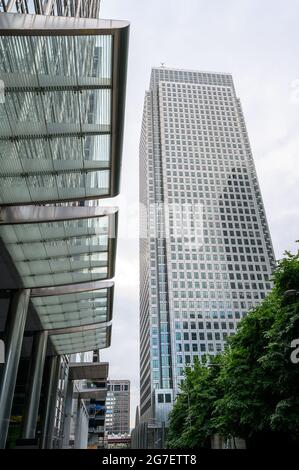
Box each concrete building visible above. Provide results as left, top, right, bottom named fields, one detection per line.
left=135, top=67, right=275, bottom=447
left=62, top=353, right=109, bottom=449
left=105, top=380, right=130, bottom=436
left=0, top=1, right=129, bottom=449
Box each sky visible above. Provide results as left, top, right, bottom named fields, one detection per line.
left=100, top=0, right=299, bottom=428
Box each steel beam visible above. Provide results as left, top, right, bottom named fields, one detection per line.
left=75, top=0, right=81, bottom=18
left=0, top=205, right=117, bottom=225
left=31, top=280, right=114, bottom=298
left=48, top=321, right=112, bottom=336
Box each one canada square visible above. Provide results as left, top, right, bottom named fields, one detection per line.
left=138, top=67, right=276, bottom=430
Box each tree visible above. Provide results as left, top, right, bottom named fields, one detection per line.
left=167, top=248, right=299, bottom=448
left=257, top=250, right=299, bottom=440
left=213, top=291, right=281, bottom=441
left=167, top=355, right=222, bottom=448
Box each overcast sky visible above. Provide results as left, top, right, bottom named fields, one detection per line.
left=100, top=0, right=299, bottom=427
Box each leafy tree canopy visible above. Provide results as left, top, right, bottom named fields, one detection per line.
left=167, top=248, right=299, bottom=448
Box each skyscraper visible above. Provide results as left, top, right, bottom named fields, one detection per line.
left=139, top=67, right=276, bottom=434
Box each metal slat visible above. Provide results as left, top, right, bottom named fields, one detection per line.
left=43, top=0, right=54, bottom=15
left=6, top=0, right=17, bottom=12
left=3, top=0, right=101, bottom=17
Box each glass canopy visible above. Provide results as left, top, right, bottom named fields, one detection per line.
left=0, top=13, right=129, bottom=356
left=32, top=286, right=112, bottom=331
left=0, top=15, right=129, bottom=203
left=0, top=34, right=112, bottom=204
left=0, top=212, right=116, bottom=288
left=51, top=325, right=111, bottom=355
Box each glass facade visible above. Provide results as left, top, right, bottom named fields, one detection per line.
left=105, top=380, right=130, bottom=436
left=139, top=67, right=276, bottom=422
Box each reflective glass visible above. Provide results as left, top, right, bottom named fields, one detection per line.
left=0, top=34, right=114, bottom=203
left=0, top=35, right=112, bottom=88
left=0, top=135, right=110, bottom=175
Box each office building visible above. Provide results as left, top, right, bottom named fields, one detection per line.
left=136, top=67, right=275, bottom=446
left=0, top=1, right=129, bottom=449
left=62, top=353, right=109, bottom=449
left=105, top=380, right=130, bottom=436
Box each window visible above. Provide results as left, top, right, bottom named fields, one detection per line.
left=158, top=394, right=164, bottom=403
left=165, top=394, right=171, bottom=403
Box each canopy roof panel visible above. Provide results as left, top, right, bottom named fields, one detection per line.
left=29, top=279, right=114, bottom=355
left=0, top=34, right=112, bottom=89
left=51, top=324, right=111, bottom=355
left=0, top=12, right=129, bottom=357
left=32, top=285, right=113, bottom=331
left=0, top=205, right=117, bottom=288
left=0, top=14, right=129, bottom=204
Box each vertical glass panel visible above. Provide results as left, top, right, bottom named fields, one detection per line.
left=76, top=35, right=112, bottom=85
left=0, top=35, right=113, bottom=88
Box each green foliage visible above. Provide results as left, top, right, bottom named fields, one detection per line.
left=167, top=248, right=299, bottom=448
left=167, top=356, right=222, bottom=448
left=272, top=246, right=299, bottom=297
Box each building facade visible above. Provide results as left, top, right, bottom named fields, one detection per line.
left=0, top=2, right=129, bottom=449
left=138, top=67, right=276, bottom=432
left=105, top=380, right=130, bottom=436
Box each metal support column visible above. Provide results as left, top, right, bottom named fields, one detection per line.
left=40, top=355, right=60, bottom=449
left=0, top=289, right=30, bottom=449
left=74, top=398, right=82, bottom=449
left=61, top=378, right=73, bottom=448
left=74, top=398, right=89, bottom=449
left=22, top=331, right=48, bottom=439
